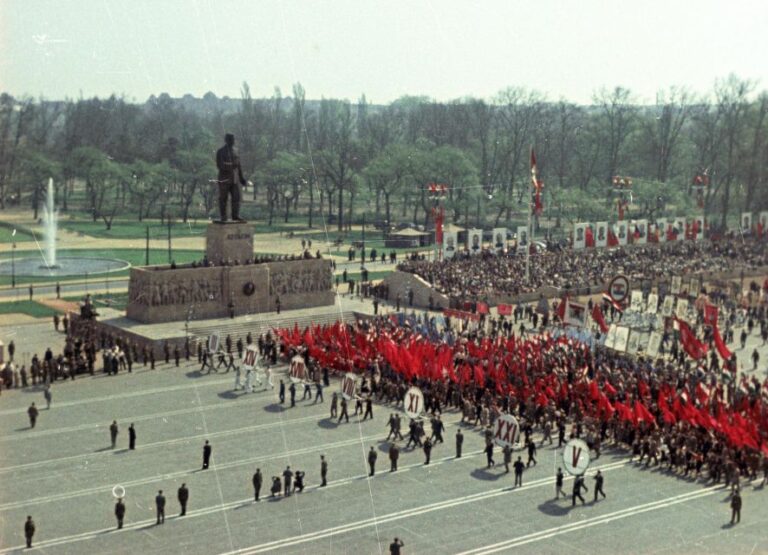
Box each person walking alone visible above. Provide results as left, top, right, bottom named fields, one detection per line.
left=202, top=440, right=212, bottom=469
left=593, top=470, right=606, bottom=502
left=115, top=498, right=126, bottom=529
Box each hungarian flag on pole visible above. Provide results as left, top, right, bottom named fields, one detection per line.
left=531, top=148, right=543, bottom=216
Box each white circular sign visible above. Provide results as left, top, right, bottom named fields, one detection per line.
left=492, top=414, right=520, bottom=448
left=608, top=275, right=630, bottom=304
left=404, top=387, right=424, bottom=419
left=112, top=484, right=126, bottom=499
left=562, top=438, right=591, bottom=476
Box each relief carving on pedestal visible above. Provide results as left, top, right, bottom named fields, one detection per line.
left=128, top=274, right=223, bottom=306
left=268, top=265, right=332, bottom=297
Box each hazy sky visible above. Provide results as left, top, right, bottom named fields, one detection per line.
left=1, top=0, right=766, bottom=105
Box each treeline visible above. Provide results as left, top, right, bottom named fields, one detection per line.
left=0, top=75, right=765, bottom=232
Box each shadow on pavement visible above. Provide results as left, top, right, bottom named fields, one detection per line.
left=537, top=498, right=573, bottom=516
left=264, top=403, right=286, bottom=413
left=317, top=418, right=339, bottom=429
left=470, top=467, right=505, bottom=481
left=185, top=370, right=208, bottom=379
left=377, top=441, right=395, bottom=453
left=217, top=391, right=239, bottom=400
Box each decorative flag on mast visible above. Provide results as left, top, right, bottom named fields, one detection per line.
left=531, top=148, right=543, bottom=216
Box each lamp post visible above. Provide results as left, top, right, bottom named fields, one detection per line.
left=11, top=240, right=16, bottom=288
left=360, top=212, right=366, bottom=269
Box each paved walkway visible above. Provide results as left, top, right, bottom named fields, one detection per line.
left=0, top=356, right=765, bottom=554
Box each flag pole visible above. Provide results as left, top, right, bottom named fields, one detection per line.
left=525, top=196, right=532, bottom=284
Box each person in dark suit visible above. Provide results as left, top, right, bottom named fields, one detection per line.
left=115, top=498, right=126, bottom=529
left=110, top=421, right=119, bottom=448
left=389, top=537, right=404, bottom=555
left=128, top=424, right=136, bottom=450
left=320, top=456, right=328, bottom=486
left=289, top=383, right=296, bottom=407
left=456, top=430, right=464, bottom=458
left=175, top=483, right=189, bottom=516
left=253, top=469, right=263, bottom=501
left=593, top=470, right=606, bottom=501
left=368, top=446, right=377, bottom=476
left=28, top=403, right=39, bottom=428
left=423, top=438, right=432, bottom=465
left=338, top=397, right=349, bottom=423
left=555, top=468, right=565, bottom=499
left=283, top=467, right=293, bottom=496
left=279, top=380, right=286, bottom=404
left=389, top=444, right=399, bottom=472
left=24, top=516, right=35, bottom=548
left=513, top=456, right=525, bottom=486
left=155, top=490, right=166, bottom=524
left=202, top=441, right=212, bottom=469
left=731, top=487, right=742, bottom=524
left=363, top=397, right=374, bottom=420
left=572, top=475, right=588, bottom=506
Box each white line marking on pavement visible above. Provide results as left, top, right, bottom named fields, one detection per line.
left=0, top=397, right=272, bottom=442
left=0, top=376, right=234, bottom=416
left=218, top=460, right=632, bottom=554
left=0, top=413, right=323, bottom=474
left=0, top=430, right=430, bottom=512
left=0, top=457, right=629, bottom=554
left=457, top=485, right=722, bottom=555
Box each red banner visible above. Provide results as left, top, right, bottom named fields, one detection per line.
left=497, top=304, right=513, bottom=316
left=443, top=308, right=481, bottom=321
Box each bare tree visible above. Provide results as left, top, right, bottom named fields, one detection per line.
left=594, top=86, right=637, bottom=182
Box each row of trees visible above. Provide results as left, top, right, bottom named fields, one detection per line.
left=0, top=75, right=765, bottom=232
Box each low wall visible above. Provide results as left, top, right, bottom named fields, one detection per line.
left=387, top=265, right=768, bottom=312
left=381, top=271, right=450, bottom=309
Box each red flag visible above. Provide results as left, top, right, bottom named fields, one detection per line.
left=634, top=400, right=655, bottom=424
left=531, top=148, right=543, bottom=216
left=497, top=304, right=512, bottom=316
left=695, top=382, right=709, bottom=405
left=713, top=325, right=733, bottom=361
left=703, top=304, right=719, bottom=327
left=604, top=381, right=617, bottom=397
left=676, top=318, right=708, bottom=360
left=591, top=304, right=609, bottom=333
left=476, top=301, right=489, bottom=315
left=589, top=380, right=599, bottom=401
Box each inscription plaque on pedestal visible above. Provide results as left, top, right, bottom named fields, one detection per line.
left=205, top=222, right=254, bottom=264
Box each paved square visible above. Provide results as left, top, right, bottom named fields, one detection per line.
left=1, top=333, right=767, bottom=555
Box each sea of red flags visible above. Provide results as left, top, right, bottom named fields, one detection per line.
left=275, top=321, right=768, bottom=455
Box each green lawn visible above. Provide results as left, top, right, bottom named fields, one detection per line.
left=59, top=220, right=210, bottom=239
left=58, top=215, right=319, bottom=240
left=0, top=300, right=59, bottom=318
left=0, top=223, right=35, bottom=243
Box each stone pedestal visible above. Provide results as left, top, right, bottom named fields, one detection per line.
left=205, top=222, right=253, bottom=264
